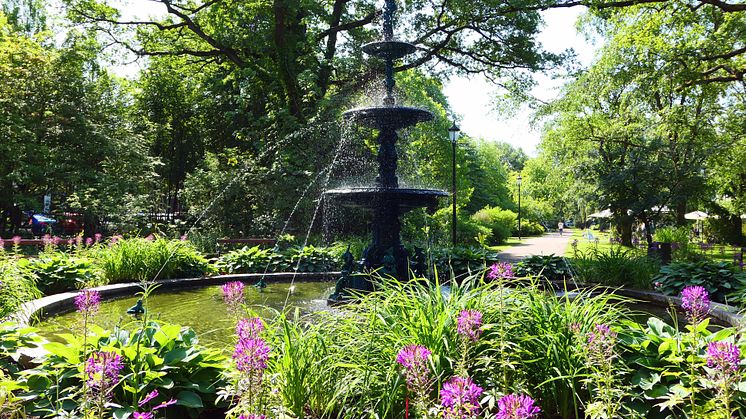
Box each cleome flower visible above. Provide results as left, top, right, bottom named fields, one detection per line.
left=75, top=290, right=102, bottom=314
left=495, top=393, right=541, bottom=419
left=487, top=262, right=513, bottom=280
left=680, top=286, right=710, bottom=323
left=456, top=309, right=483, bottom=341
left=396, top=344, right=432, bottom=392
left=440, top=376, right=483, bottom=419
left=706, top=341, right=740, bottom=373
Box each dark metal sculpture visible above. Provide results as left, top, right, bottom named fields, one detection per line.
left=326, top=0, right=446, bottom=303
left=126, top=299, right=145, bottom=315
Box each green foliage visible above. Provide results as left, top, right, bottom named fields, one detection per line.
left=215, top=245, right=340, bottom=274
left=28, top=252, right=103, bottom=295
left=653, top=261, right=746, bottom=303
left=515, top=254, right=573, bottom=282
left=572, top=247, right=659, bottom=288
left=94, top=237, right=214, bottom=283
left=0, top=322, right=42, bottom=375
left=431, top=246, right=500, bottom=277
left=22, top=320, right=227, bottom=418
left=471, top=207, right=516, bottom=244
left=428, top=207, right=492, bottom=246
left=0, top=259, right=41, bottom=319
left=653, top=227, right=690, bottom=246
left=516, top=220, right=545, bottom=237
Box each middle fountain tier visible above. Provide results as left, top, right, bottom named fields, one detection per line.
left=325, top=0, right=448, bottom=301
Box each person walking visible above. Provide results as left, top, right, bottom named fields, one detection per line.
left=558, top=221, right=564, bottom=236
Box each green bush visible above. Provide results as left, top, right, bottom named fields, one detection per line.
left=653, top=226, right=690, bottom=246
left=94, top=237, right=214, bottom=283
left=572, top=247, right=659, bottom=288
left=427, top=207, right=492, bottom=246
left=28, top=252, right=103, bottom=295
left=22, top=320, right=227, bottom=418
left=471, top=206, right=516, bottom=244
left=516, top=220, right=545, bottom=237
left=431, top=246, right=500, bottom=277
left=215, top=245, right=340, bottom=274
left=0, top=259, right=41, bottom=319
left=653, top=260, right=746, bottom=303
left=514, top=254, right=572, bottom=281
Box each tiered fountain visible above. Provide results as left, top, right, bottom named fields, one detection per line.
left=326, top=0, right=448, bottom=303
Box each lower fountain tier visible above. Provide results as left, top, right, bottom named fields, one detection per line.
left=343, top=106, right=433, bottom=130
left=324, top=187, right=448, bottom=212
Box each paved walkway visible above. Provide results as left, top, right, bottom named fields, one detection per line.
left=497, top=229, right=574, bottom=263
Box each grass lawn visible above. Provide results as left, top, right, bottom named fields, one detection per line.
left=488, top=237, right=523, bottom=253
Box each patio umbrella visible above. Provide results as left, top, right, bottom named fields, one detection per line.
left=589, top=209, right=612, bottom=218
left=684, top=211, right=709, bottom=220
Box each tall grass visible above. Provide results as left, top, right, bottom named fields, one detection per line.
left=573, top=246, right=659, bottom=289
left=93, top=237, right=214, bottom=283
left=261, top=275, right=633, bottom=418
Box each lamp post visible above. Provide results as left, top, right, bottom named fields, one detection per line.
left=449, top=122, right=460, bottom=247
left=517, top=174, right=522, bottom=241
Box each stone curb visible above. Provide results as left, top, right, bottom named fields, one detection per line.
left=14, top=272, right=339, bottom=326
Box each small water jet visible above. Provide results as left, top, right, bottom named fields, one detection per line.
left=326, top=0, right=447, bottom=303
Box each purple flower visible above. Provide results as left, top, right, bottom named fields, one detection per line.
left=681, top=286, right=710, bottom=323
left=75, top=236, right=82, bottom=246
left=456, top=309, right=483, bottom=341
left=706, top=341, right=740, bottom=372
left=180, top=234, right=188, bottom=241
left=145, top=234, right=155, bottom=242
left=396, top=344, right=432, bottom=392
left=85, top=237, right=94, bottom=246
left=94, top=233, right=103, bottom=242
left=110, top=235, right=122, bottom=245
left=222, top=281, right=245, bottom=306
left=586, top=324, right=616, bottom=359
left=152, top=398, right=177, bottom=410
left=488, top=262, right=513, bottom=280
left=67, top=238, right=74, bottom=246
left=42, top=234, right=52, bottom=246
left=75, top=290, right=101, bottom=314
left=495, top=394, right=541, bottom=419
left=85, top=351, right=124, bottom=393
left=132, top=413, right=154, bottom=419
left=0, top=238, right=4, bottom=248
left=52, top=236, right=62, bottom=246
left=138, top=389, right=159, bottom=407
left=236, top=317, right=264, bottom=340
left=233, top=338, right=270, bottom=373
left=11, top=236, right=21, bottom=245
left=440, top=376, right=483, bottom=418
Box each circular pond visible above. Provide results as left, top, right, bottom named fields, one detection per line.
left=37, top=281, right=335, bottom=348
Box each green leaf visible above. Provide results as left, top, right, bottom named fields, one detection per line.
left=176, top=390, right=203, bottom=408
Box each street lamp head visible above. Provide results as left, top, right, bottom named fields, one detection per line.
left=448, top=122, right=460, bottom=144
left=516, top=174, right=522, bottom=186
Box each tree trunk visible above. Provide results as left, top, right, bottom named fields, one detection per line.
left=620, top=215, right=633, bottom=247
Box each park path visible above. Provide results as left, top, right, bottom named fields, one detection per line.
left=497, top=229, right=574, bottom=263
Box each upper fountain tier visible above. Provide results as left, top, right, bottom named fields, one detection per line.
left=362, top=40, right=417, bottom=61
left=343, top=106, right=433, bottom=131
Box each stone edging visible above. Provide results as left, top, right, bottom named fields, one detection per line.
left=549, top=279, right=744, bottom=327
left=14, top=272, right=339, bottom=326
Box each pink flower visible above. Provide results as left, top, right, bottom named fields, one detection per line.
left=94, top=233, right=102, bottom=242
left=440, top=376, right=483, bottom=418
left=85, top=237, right=94, bottom=246
left=495, top=394, right=541, bottom=419
left=233, top=338, right=270, bottom=373
left=456, top=309, right=483, bottom=341
left=586, top=324, right=616, bottom=359
left=180, top=234, right=188, bottom=241
left=396, top=344, right=432, bottom=392
left=706, top=341, right=740, bottom=372
left=236, top=317, right=264, bottom=340
left=67, top=238, right=74, bottom=246
left=0, top=238, right=4, bottom=248
left=145, top=234, right=155, bottom=241
left=138, top=389, right=159, bottom=407
left=681, top=286, right=710, bottom=323
left=487, top=262, right=513, bottom=279
left=42, top=234, right=52, bottom=246
left=222, top=281, right=245, bottom=306
left=52, top=236, right=62, bottom=245
left=153, top=398, right=177, bottom=410
left=75, top=290, right=101, bottom=314
left=132, top=413, right=154, bottom=419
left=85, top=351, right=124, bottom=394
left=11, top=236, right=21, bottom=245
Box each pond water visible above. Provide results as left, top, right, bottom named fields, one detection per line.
left=37, top=281, right=335, bottom=348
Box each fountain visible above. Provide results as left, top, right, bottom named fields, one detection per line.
left=326, top=0, right=448, bottom=303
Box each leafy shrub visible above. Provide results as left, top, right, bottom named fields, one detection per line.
left=516, top=220, right=545, bottom=237
left=95, top=237, right=214, bottom=283
left=22, top=321, right=227, bottom=418
left=431, top=246, right=500, bottom=277
left=0, top=259, right=41, bottom=319
left=428, top=207, right=492, bottom=246
left=28, top=252, right=103, bottom=295
left=514, top=254, right=572, bottom=281
left=471, top=207, right=516, bottom=244
left=653, top=226, right=690, bottom=245
left=215, top=245, right=340, bottom=274
left=572, top=247, right=659, bottom=288
left=653, top=260, right=746, bottom=303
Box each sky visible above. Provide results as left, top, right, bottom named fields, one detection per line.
left=443, top=8, right=599, bottom=156
left=111, top=2, right=598, bottom=156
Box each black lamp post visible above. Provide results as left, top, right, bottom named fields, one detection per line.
left=517, top=174, right=522, bottom=241
left=449, top=122, right=461, bottom=247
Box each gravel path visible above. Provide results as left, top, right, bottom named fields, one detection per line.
left=497, top=229, right=574, bottom=263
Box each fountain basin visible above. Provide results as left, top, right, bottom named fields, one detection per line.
left=362, top=40, right=417, bottom=60
left=324, top=186, right=448, bottom=211
left=344, top=106, right=433, bottom=130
